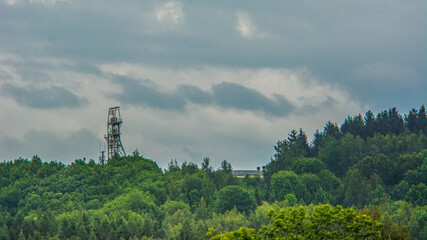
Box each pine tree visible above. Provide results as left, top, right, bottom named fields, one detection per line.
left=341, top=114, right=365, bottom=137
left=365, top=110, right=376, bottom=138
left=376, top=110, right=390, bottom=135
left=405, top=108, right=419, bottom=133
left=310, top=129, right=324, bottom=157
left=418, top=105, right=427, bottom=133
left=388, top=107, right=404, bottom=135
left=324, top=121, right=342, bottom=140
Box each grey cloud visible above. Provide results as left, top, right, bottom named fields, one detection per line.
left=1, top=1, right=425, bottom=112
left=0, top=59, right=56, bottom=83
left=182, top=147, right=203, bottom=162
left=111, top=76, right=186, bottom=111
left=212, top=82, right=294, bottom=116
left=295, top=96, right=339, bottom=115
left=0, top=68, right=13, bottom=80
left=0, top=129, right=101, bottom=163
left=1, top=83, right=87, bottom=109
left=62, top=62, right=104, bottom=76
left=0, top=58, right=103, bottom=83
left=112, top=77, right=295, bottom=117
left=2, top=0, right=423, bottom=111
left=177, top=84, right=213, bottom=104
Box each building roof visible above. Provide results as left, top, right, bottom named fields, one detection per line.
left=232, top=170, right=263, bottom=178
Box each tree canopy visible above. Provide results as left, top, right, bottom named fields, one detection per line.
left=0, top=105, right=426, bottom=239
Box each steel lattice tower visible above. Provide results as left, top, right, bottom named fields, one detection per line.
left=105, top=106, right=126, bottom=160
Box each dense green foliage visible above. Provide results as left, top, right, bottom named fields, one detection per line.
left=210, top=204, right=384, bottom=240
left=1, top=105, right=426, bottom=239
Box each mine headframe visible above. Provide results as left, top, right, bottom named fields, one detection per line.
left=105, top=106, right=126, bottom=160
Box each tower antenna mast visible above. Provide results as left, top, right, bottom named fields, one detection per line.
left=105, top=106, right=126, bottom=160
left=99, top=143, right=106, bottom=164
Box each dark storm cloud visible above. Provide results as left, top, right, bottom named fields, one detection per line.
left=177, top=84, right=213, bottom=105
left=1, top=1, right=424, bottom=111
left=1, top=83, right=87, bottom=109
left=1, top=129, right=101, bottom=163
left=112, top=77, right=295, bottom=116
left=111, top=76, right=186, bottom=111
left=212, top=82, right=294, bottom=116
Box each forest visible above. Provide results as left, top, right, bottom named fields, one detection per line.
left=0, top=105, right=426, bottom=240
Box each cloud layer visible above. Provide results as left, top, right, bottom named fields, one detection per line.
left=112, top=76, right=186, bottom=111
left=111, top=76, right=295, bottom=117
left=236, top=12, right=268, bottom=39
left=1, top=83, right=87, bottom=109
left=156, top=1, right=184, bottom=25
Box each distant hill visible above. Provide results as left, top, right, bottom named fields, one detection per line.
left=0, top=105, right=426, bottom=239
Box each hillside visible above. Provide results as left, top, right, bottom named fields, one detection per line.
left=0, top=106, right=426, bottom=240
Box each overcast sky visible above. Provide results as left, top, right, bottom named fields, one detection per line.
left=0, top=0, right=425, bottom=170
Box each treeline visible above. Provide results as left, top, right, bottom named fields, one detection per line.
left=264, top=106, right=427, bottom=205
left=0, top=105, right=426, bottom=240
